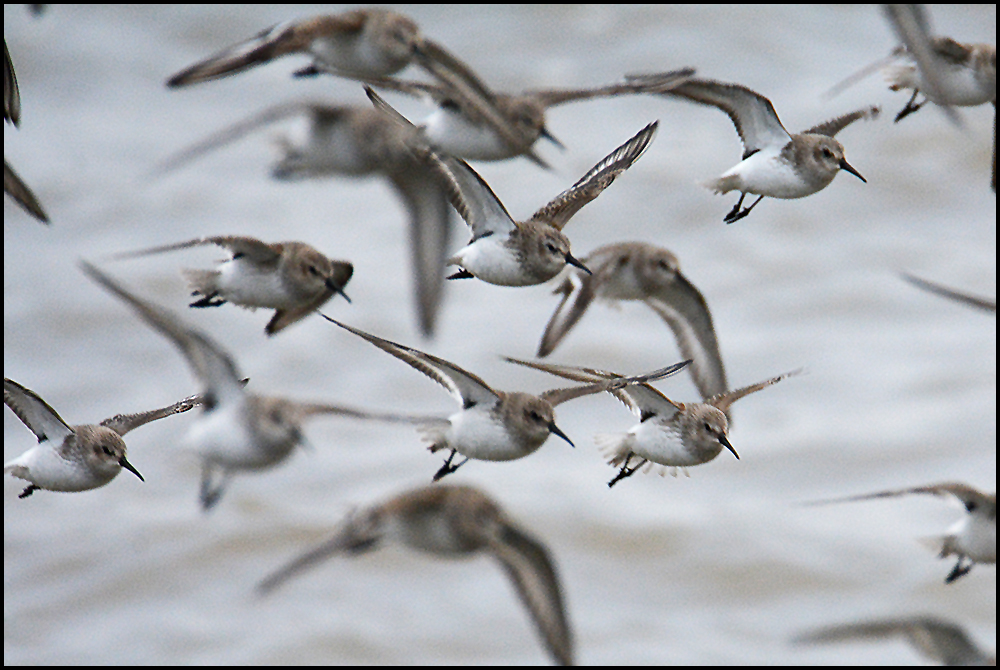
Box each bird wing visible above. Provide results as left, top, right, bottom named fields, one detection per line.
left=323, top=317, right=498, bottom=408
left=630, top=76, right=790, bottom=157
left=3, top=378, right=74, bottom=444
left=425, top=150, right=518, bottom=241
left=100, top=391, right=205, bottom=436
left=81, top=262, right=246, bottom=408
left=528, top=121, right=657, bottom=231
left=488, top=520, right=574, bottom=666
left=802, top=105, right=880, bottom=137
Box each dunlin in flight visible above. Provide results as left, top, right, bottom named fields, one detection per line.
left=537, top=241, right=727, bottom=400
left=5, top=377, right=201, bottom=498
left=322, top=315, right=689, bottom=481
left=429, top=121, right=658, bottom=286
left=793, top=615, right=995, bottom=666
left=362, top=67, right=693, bottom=168
left=111, top=236, right=354, bottom=335
left=81, top=262, right=428, bottom=510
left=156, top=101, right=451, bottom=337
left=630, top=74, right=877, bottom=223
left=258, top=484, right=575, bottom=665
left=166, top=8, right=492, bottom=96
left=506, top=359, right=797, bottom=487
left=808, top=482, right=996, bottom=583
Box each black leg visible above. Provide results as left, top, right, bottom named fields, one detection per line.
left=199, top=464, right=227, bottom=511
left=724, top=195, right=764, bottom=224
left=18, top=484, right=38, bottom=499
left=432, top=449, right=468, bottom=481
left=944, top=557, right=973, bottom=584
left=607, top=455, right=647, bottom=488
left=190, top=292, right=226, bottom=308
left=447, top=269, right=475, bottom=280
left=724, top=193, right=747, bottom=223
left=293, top=65, right=321, bottom=78
left=894, top=89, right=925, bottom=123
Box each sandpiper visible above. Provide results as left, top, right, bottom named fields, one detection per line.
left=4, top=40, right=48, bottom=223
left=165, top=8, right=492, bottom=96
left=156, top=101, right=451, bottom=337
left=629, top=74, right=877, bottom=223
left=902, top=273, right=996, bottom=313
left=807, top=482, right=996, bottom=583
left=793, top=615, right=995, bottom=666
left=537, top=241, right=727, bottom=400
left=362, top=67, right=693, bottom=168
left=81, top=262, right=428, bottom=510
left=322, top=315, right=689, bottom=481
left=506, top=359, right=796, bottom=487
left=258, top=484, right=575, bottom=666
left=5, top=377, right=201, bottom=497
left=430, top=121, right=659, bottom=286
left=110, top=236, right=354, bottom=335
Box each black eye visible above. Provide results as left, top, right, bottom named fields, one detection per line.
left=308, top=265, right=320, bottom=276
left=703, top=422, right=712, bottom=432
left=545, top=243, right=559, bottom=254
left=102, top=446, right=113, bottom=456
left=822, top=148, right=834, bottom=158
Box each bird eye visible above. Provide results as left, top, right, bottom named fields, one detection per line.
left=703, top=422, right=712, bottom=432
left=822, top=148, right=834, bottom=158
left=102, top=446, right=113, bottom=456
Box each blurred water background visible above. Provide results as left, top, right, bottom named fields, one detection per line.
left=4, top=4, right=995, bottom=665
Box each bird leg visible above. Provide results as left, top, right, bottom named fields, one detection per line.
left=894, top=89, right=925, bottom=123
left=724, top=194, right=764, bottom=224
left=18, top=484, right=39, bottom=499
left=293, top=65, right=321, bottom=78
left=199, top=464, right=230, bottom=511
left=607, top=454, right=647, bottom=488
left=432, top=449, right=468, bottom=481
left=944, top=556, right=973, bottom=584
left=189, top=292, right=226, bottom=308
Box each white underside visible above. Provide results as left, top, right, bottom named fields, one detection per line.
left=423, top=108, right=516, bottom=160
left=4, top=444, right=118, bottom=491
left=598, top=419, right=721, bottom=468
left=450, top=237, right=536, bottom=286
left=711, top=148, right=823, bottom=199
left=440, top=406, right=539, bottom=461
left=217, top=258, right=296, bottom=308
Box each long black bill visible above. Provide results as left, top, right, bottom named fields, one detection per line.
left=719, top=434, right=739, bottom=460
left=540, top=125, right=566, bottom=151
left=548, top=422, right=575, bottom=448
left=119, top=456, right=145, bottom=481
left=839, top=158, right=866, bottom=183
left=327, top=278, right=352, bottom=304
left=565, top=253, right=592, bottom=275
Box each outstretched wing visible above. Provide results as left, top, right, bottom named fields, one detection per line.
left=528, top=122, right=657, bottom=231
left=3, top=378, right=74, bottom=444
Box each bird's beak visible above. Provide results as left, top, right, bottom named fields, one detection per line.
left=326, top=278, right=352, bottom=303
left=719, top=434, right=739, bottom=460
left=548, top=422, right=575, bottom=448
left=540, top=125, right=565, bottom=151
left=565, top=253, right=592, bottom=275
left=119, top=456, right=145, bottom=482
left=839, top=158, right=866, bottom=183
